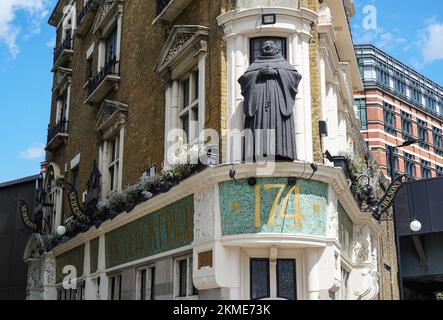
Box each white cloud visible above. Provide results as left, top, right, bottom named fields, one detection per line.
left=422, top=22, right=443, bottom=64
left=20, top=143, right=45, bottom=160
left=0, top=0, right=51, bottom=57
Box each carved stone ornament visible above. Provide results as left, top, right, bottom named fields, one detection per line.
left=94, top=99, right=128, bottom=138
left=154, top=25, right=210, bottom=75
left=92, top=0, right=123, bottom=35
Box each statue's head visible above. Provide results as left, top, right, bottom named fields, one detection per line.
left=262, top=40, right=279, bottom=56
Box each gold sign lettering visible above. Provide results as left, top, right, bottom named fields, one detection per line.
left=255, top=184, right=305, bottom=229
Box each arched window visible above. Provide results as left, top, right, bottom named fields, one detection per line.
left=43, top=166, right=62, bottom=233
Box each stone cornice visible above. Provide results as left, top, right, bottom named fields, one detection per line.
left=217, top=7, right=317, bottom=39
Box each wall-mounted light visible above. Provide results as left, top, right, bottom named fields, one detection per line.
left=319, top=120, right=328, bottom=137
left=410, top=219, right=422, bottom=232
left=262, top=14, right=276, bottom=25
left=248, top=177, right=257, bottom=186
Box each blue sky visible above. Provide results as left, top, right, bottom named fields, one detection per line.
left=0, top=0, right=442, bottom=183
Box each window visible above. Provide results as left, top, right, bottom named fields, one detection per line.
left=417, top=119, right=428, bottom=149
left=411, top=87, right=422, bottom=103
left=421, top=160, right=431, bottom=179
left=57, top=281, right=85, bottom=301
left=137, top=266, right=155, bottom=300
left=433, top=127, right=443, bottom=156
left=174, top=255, right=198, bottom=299
left=105, top=27, right=118, bottom=73
left=339, top=268, right=350, bottom=300
left=100, top=130, right=124, bottom=197
left=109, top=274, right=122, bottom=300
left=250, top=37, right=287, bottom=63
left=383, top=103, right=396, bottom=136
left=426, top=94, right=436, bottom=111
left=108, top=135, right=120, bottom=192
left=404, top=153, right=416, bottom=177
left=71, top=167, right=79, bottom=190
left=386, top=145, right=399, bottom=178
left=179, top=71, right=199, bottom=144
left=276, top=259, right=296, bottom=300
left=377, top=69, right=390, bottom=86
left=43, top=166, right=61, bottom=233
left=355, top=99, right=367, bottom=130
left=436, top=165, right=443, bottom=177
left=250, top=258, right=297, bottom=300
left=250, top=258, right=270, bottom=300
left=394, top=72, right=406, bottom=94
left=401, top=111, right=413, bottom=141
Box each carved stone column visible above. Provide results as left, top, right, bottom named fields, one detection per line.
left=43, top=255, right=57, bottom=300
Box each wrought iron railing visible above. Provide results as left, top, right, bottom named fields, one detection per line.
left=53, top=31, right=72, bottom=64
left=78, top=0, right=97, bottom=24
left=86, top=57, right=119, bottom=96
left=157, top=0, right=171, bottom=16
left=47, top=119, right=69, bottom=144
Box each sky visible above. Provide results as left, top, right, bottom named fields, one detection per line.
left=0, top=0, right=442, bottom=183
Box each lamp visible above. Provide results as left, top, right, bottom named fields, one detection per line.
left=262, top=14, right=276, bottom=25
left=410, top=219, right=422, bottom=232
left=56, top=225, right=67, bottom=236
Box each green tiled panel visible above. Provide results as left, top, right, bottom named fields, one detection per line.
left=90, top=237, right=99, bottom=274
left=105, top=195, right=194, bottom=268
left=56, top=245, right=85, bottom=284
left=219, top=178, right=328, bottom=236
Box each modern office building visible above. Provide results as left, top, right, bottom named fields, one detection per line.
left=354, top=44, right=443, bottom=180
left=23, top=0, right=398, bottom=300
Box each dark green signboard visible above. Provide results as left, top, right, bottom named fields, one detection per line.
left=56, top=245, right=85, bottom=284
left=106, top=195, right=194, bottom=268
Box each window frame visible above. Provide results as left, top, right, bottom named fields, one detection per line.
left=404, top=153, right=416, bottom=177
left=136, top=265, right=156, bottom=300
left=174, top=255, right=198, bottom=300
left=383, top=103, right=396, bottom=136
left=178, top=69, right=200, bottom=144
left=109, top=274, right=122, bottom=301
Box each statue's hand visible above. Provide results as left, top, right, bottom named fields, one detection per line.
left=259, top=67, right=278, bottom=79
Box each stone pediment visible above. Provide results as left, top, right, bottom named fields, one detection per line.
left=154, top=25, right=209, bottom=77
left=92, top=0, right=123, bottom=35
left=53, top=67, right=72, bottom=95
left=95, top=100, right=128, bottom=139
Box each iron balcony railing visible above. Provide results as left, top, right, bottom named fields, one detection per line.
left=53, top=31, right=72, bottom=64
left=157, top=0, right=171, bottom=16
left=78, top=0, right=97, bottom=24
left=87, top=57, right=119, bottom=96
left=47, top=119, right=69, bottom=144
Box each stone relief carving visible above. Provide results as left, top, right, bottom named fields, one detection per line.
left=319, top=1, right=332, bottom=24
left=194, top=185, right=216, bottom=240
left=164, top=32, right=194, bottom=66
left=44, top=257, right=56, bottom=285
left=26, top=260, right=43, bottom=296
left=353, top=225, right=371, bottom=264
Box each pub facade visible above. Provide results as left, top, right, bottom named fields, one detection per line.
left=24, top=0, right=398, bottom=300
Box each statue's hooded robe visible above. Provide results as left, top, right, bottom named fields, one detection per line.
left=238, top=53, right=302, bottom=161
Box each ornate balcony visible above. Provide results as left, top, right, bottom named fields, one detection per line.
left=47, top=119, right=69, bottom=151
left=52, top=31, right=73, bottom=72
left=76, top=0, right=100, bottom=37
left=85, top=58, right=120, bottom=105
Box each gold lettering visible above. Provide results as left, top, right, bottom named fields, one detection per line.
left=280, top=185, right=305, bottom=230
left=263, top=184, right=286, bottom=228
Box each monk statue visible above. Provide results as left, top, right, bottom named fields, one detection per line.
left=238, top=40, right=302, bottom=161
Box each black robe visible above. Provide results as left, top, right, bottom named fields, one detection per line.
left=238, top=54, right=302, bottom=161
